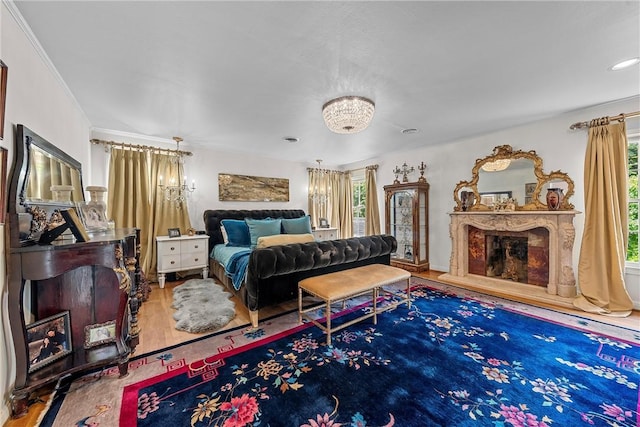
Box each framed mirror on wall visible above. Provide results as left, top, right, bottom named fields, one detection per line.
left=453, top=145, right=575, bottom=212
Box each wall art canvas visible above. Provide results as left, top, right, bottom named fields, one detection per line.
left=218, top=173, right=289, bottom=202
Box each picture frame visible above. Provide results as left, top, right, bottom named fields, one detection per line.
left=77, top=202, right=109, bottom=231
left=60, top=208, right=90, bottom=242
left=525, top=182, right=536, bottom=196
left=168, top=227, right=181, bottom=238
left=318, top=218, right=329, bottom=228
left=27, top=311, right=72, bottom=373
left=0, top=60, right=7, bottom=140
left=84, top=320, right=116, bottom=349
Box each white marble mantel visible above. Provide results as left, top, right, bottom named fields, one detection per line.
left=440, top=211, right=581, bottom=307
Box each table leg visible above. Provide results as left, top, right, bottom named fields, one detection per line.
left=326, top=299, right=332, bottom=346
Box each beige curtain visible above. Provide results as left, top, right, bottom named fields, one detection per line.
left=365, top=165, right=381, bottom=235
left=108, top=149, right=192, bottom=281
left=147, top=152, right=193, bottom=280
left=308, top=168, right=352, bottom=237
left=574, top=119, right=633, bottom=317
left=332, top=170, right=353, bottom=238
left=107, top=149, right=152, bottom=274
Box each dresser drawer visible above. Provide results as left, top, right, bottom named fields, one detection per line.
left=312, top=228, right=338, bottom=241
left=181, top=252, right=206, bottom=269
left=158, top=254, right=181, bottom=271
left=158, top=241, right=181, bottom=257
left=181, top=239, right=207, bottom=254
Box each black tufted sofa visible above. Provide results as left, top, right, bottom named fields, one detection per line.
left=203, top=209, right=397, bottom=327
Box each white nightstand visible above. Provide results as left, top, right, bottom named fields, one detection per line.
left=156, top=235, right=209, bottom=288
left=312, top=227, right=339, bottom=241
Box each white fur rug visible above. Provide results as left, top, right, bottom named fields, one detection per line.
left=171, top=278, right=236, bottom=333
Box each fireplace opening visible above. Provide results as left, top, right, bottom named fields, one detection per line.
left=486, top=236, right=528, bottom=283
left=467, top=226, right=549, bottom=287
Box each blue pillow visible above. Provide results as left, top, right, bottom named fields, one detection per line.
left=245, top=218, right=282, bottom=247
left=220, top=219, right=251, bottom=247
left=281, top=216, right=312, bottom=234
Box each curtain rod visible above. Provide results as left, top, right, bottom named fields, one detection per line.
left=569, top=111, right=640, bottom=130
left=90, top=138, right=193, bottom=156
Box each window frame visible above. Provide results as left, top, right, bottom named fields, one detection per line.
left=626, top=132, right=639, bottom=275
left=351, top=169, right=366, bottom=237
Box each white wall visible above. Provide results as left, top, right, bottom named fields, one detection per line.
left=1, top=2, right=92, bottom=423
left=345, top=96, right=640, bottom=309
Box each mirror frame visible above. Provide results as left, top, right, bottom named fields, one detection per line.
left=453, top=144, right=574, bottom=212
left=8, top=124, right=85, bottom=245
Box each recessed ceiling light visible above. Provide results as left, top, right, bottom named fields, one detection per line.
left=283, top=136, right=299, bottom=143
left=610, top=57, right=640, bottom=71
left=401, top=128, right=419, bottom=135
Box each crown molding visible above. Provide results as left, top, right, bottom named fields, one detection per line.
left=90, top=127, right=180, bottom=146
left=3, top=0, right=87, bottom=120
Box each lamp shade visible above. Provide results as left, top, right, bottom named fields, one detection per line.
left=322, top=96, right=375, bottom=134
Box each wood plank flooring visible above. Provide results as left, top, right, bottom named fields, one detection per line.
left=4, top=270, right=639, bottom=426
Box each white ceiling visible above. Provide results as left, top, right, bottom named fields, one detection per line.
left=13, top=1, right=640, bottom=166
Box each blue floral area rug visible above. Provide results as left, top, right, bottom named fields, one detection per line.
left=117, top=284, right=639, bottom=427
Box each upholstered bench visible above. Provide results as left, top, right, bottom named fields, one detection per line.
left=298, top=264, right=411, bottom=345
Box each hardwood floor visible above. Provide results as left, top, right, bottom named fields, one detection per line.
left=4, top=270, right=639, bottom=426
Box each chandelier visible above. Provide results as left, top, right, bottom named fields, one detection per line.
left=322, top=96, right=375, bottom=134
left=481, top=159, right=511, bottom=172
left=158, top=136, right=196, bottom=204
left=309, top=159, right=329, bottom=206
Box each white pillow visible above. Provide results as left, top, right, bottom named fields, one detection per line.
left=256, top=233, right=315, bottom=248
left=220, top=224, right=229, bottom=244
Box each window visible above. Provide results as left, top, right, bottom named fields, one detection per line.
left=352, top=169, right=366, bottom=237
left=628, top=133, right=638, bottom=264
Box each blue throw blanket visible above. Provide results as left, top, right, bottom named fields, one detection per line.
left=224, top=249, right=251, bottom=291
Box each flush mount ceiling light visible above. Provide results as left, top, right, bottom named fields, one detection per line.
left=322, top=96, right=375, bottom=134
left=481, top=159, right=511, bottom=172
left=610, top=57, right=640, bottom=71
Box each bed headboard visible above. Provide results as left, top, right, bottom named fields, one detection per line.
left=203, top=209, right=307, bottom=249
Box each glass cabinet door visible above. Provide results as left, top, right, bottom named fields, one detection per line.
left=384, top=181, right=430, bottom=272
left=389, top=190, right=415, bottom=262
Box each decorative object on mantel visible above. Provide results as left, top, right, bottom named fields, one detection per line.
left=417, top=161, right=427, bottom=182
left=218, top=173, right=289, bottom=202
left=392, top=162, right=415, bottom=184
left=452, top=144, right=575, bottom=212
left=493, top=198, right=517, bottom=212
left=546, top=188, right=564, bottom=211
left=322, top=95, right=375, bottom=134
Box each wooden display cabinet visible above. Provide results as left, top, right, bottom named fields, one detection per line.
left=384, top=181, right=430, bottom=272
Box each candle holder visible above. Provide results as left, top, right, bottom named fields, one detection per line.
left=417, top=161, right=427, bottom=182
left=393, top=162, right=415, bottom=183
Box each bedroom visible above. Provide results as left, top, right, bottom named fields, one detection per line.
left=0, top=1, right=639, bottom=424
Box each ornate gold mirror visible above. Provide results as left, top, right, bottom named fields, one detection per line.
left=453, top=145, right=574, bottom=212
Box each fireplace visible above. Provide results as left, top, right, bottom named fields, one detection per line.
left=440, top=211, right=579, bottom=307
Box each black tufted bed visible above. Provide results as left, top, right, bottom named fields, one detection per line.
left=203, top=209, right=398, bottom=327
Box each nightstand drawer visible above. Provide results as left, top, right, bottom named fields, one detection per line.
left=312, top=228, right=339, bottom=241
left=158, top=241, right=181, bottom=256
left=181, top=252, right=206, bottom=269
left=181, top=239, right=206, bottom=254
left=158, top=254, right=181, bottom=271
